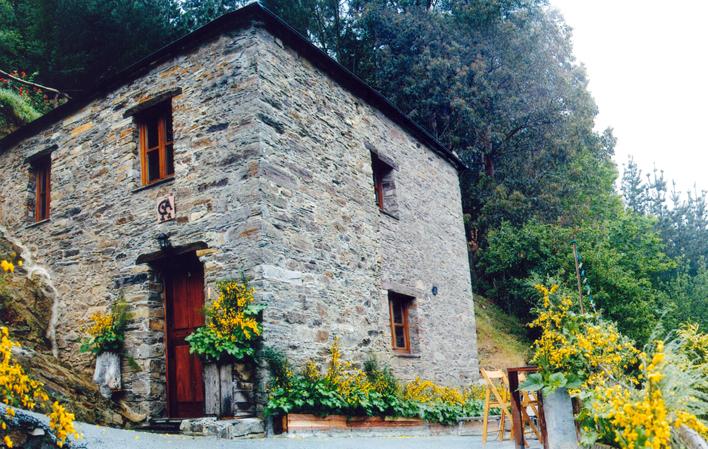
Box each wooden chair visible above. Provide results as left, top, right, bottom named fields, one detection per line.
left=518, top=372, right=543, bottom=444
left=480, top=368, right=515, bottom=443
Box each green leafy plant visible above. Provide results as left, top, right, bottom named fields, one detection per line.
left=263, top=342, right=485, bottom=425
left=186, top=278, right=264, bottom=363
left=520, top=371, right=582, bottom=394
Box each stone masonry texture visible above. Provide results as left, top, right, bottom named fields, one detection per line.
left=0, top=18, right=478, bottom=420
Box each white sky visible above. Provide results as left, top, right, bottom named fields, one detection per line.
left=551, top=0, right=708, bottom=194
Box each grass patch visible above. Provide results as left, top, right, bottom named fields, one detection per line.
left=474, top=293, right=531, bottom=369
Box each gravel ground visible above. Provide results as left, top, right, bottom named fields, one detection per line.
left=76, top=422, right=530, bottom=449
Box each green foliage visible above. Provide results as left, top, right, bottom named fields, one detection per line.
left=520, top=371, right=581, bottom=394
left=0, top=0, right=183, bottom=93
left=185, top=325, right=256, bottom=363
left=0, top=88, right=41, bottom=137
left=263, top=348, right=484, bottom=425
left=185, top=278, right=264, bottom=363
left=478, top=212, right=676, bottom=343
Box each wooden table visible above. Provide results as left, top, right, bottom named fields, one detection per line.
left=507, top=366, right=547, bottom=449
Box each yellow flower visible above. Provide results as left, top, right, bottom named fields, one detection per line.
left=86, top=311, right=113, bottom=337
left=0, top=260, right=14, bottom=273
left=205, top=280, right=261, bottom=344
left=0, top=327, right=77, bottom=447
left=403, top=377, right=467, bottom=405
left=49, top=401, right=79, bottom=447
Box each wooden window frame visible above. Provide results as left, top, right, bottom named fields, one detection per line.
left=388, top=292, right=411, bottom=353
left=372, top=155, right=392, bottom=210
left=33, top=157, right=51, bottom=222
left=138, top=103, right=174, bottom=186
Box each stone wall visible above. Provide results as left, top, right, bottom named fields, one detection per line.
left=0, top=26, right=266, bottom=418
left=254, top=29, right=478, bottom=386
left=0, top=19, right=478, bottom=420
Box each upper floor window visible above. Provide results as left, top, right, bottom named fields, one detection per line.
left=388, top=292, right=412, bottom=353
left=138, top=103, right=174, bottom=185
left=33, top=156, right=51, bottom=222
left=371, top=153, right=395, bottom=211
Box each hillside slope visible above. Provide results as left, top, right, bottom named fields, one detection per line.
left=474, top=294, right=530, bottom=369
left=0, top=230, right=124, bottom=425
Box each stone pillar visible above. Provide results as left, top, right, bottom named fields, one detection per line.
left=119, top=265, right=166, bottom=420
left=542, top=388, right=579, bottom=449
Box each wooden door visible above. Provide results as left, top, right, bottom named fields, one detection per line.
left=164, top=255, right=205, bottom=418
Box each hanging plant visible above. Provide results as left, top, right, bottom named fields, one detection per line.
left=79, top=300, right=128, bottom=355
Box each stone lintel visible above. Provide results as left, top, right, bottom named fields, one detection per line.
left=135, top=241, right=208, bottom=265
left=123, top=88, right=183, bottom=118
left=381, top=281, right=424, bottom=299
left=365, top=141, right=398, bottom=170
left=24, top=144, right=58, bottom=164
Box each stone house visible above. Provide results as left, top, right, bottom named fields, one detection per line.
left=0, top=3, right=478, bottom=421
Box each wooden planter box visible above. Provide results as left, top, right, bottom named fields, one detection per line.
left=277, top=413, right=425, bottom=434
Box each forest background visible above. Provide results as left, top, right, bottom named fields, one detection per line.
left=1, top=0, right=705, bottom=344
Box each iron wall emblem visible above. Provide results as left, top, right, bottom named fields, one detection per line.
left=157, top=194, right=176, bottom=223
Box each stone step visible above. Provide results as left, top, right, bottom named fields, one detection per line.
left=141, top=418, right=183, bottom=434
left=179, top=417, right=265, bottom=439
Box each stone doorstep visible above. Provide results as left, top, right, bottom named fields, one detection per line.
left=179, top=417, right=265, bottom=439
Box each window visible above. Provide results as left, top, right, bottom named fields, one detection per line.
left=138, top=103, right=174, bottom=185
left=388, top=292, right=412, bottom=352
left=33, top=157, right=51, bottom=222
left=371, top=153, right=394, bottom=211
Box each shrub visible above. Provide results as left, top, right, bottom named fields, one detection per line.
left=523, top=284, right=708, bottom=449
left=578, top=338, right=708, bottom=449
left=1, top=325, right=78, bottom=447
left=521, top=284, right=639, bottom=393
left=79, top=299, right=128, bottom=354
left=264, top=339, right=484, bottom=425
left=186, top=278, right=264, bottom=362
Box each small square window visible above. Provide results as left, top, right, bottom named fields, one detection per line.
left=32, top=156, right=51, bottom=222
left=372, top=154, right=393, bottom=210
left=388, top=292, right=413, bottom=353
left=137, top=103, right=174, bottom=185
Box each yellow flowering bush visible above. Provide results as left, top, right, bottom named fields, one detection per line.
left=186, top=278, right=264, bottom=362
left=522, top=284, right=639, bottom=393
left=0, top=326, right=78, bottom=447
left=79, top=300, right=128, bottom=354
left=323, top=338, right=374, bottom=403
left=0, top=260, right=14, bottom=274
left=48, top=401, right=79, bottom=448
left=403, top=377, right=472, bottom=405
left=578, top=339, right=708, bottom=449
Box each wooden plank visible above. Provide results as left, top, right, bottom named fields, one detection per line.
left=348, top=416, right=423, bottom=428
left=203, top=363, right=219, bottom=416
left=219, top=363, right=233, bottom=417
left=287, top=414, right=348, bottom=430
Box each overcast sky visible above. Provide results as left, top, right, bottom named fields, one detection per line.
left=551, top=0, right=707, bottom=195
